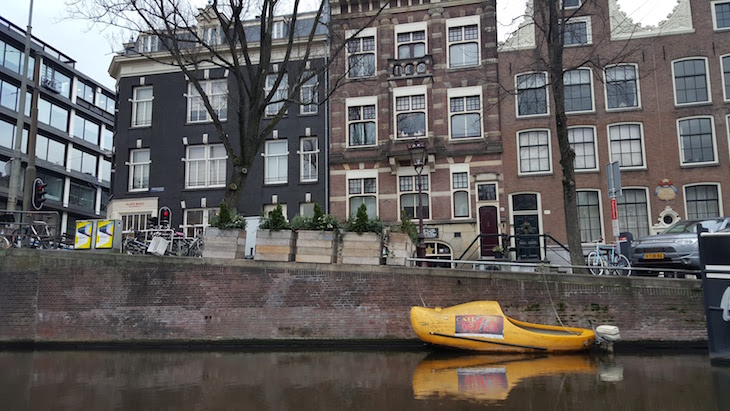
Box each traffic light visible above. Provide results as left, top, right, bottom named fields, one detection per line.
left=159, top=207, right=171, bottom=228
left=32, top=178, right=47, bottom=210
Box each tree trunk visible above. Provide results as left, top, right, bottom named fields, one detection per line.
left=223, top=167, right=247, bottom=211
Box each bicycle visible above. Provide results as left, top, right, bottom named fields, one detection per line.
left=586, top=238, right=631, bottom=276
left=10, top=220, right=58, bottom=249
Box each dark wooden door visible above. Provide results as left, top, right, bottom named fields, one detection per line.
left=479, top=206, right=499, bottom=257
left=513, top=214, right=540, bottom=260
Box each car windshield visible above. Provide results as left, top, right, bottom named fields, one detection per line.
left=663, top=219, right=725, bottom=234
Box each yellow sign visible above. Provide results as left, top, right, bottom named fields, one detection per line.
left=95, top=220, right=114, bottom=249
left=75, top=221, right=92, bottom=250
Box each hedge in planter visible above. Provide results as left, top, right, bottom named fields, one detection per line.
left=255, top=204, right=295, bottom=262
left=386, top=210, right=417, bottom=266
left=203, top=203, right=247, bottom=259
left=340, top=204, right=383, bottom=265
left=290, top=203, right=340, bottom=264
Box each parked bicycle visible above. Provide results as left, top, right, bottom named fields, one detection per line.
left=586, top=238, right=631, bottom=276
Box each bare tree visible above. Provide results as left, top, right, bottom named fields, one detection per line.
left=66, top=0, right=381, bottom=211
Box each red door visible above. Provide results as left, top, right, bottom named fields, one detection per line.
left=479, top=206, right=499, bottom=257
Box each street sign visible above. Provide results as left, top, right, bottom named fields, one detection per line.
left=610, top=198, right=620, bottom=237
left=607, top=161, right=622, bottom=198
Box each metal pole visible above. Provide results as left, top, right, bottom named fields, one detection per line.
left=22, top=55, right=41, bottom=212
left=7, top=0, right=34, bottom=211
left=416, top=168, right=425, bottom=266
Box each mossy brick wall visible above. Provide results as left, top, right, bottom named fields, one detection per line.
left=0, top=249, right=707, bottom=343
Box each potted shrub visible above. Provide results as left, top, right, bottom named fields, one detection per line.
left=340, top=204, right=383, bottom=266
left=203, top=203, right=247, bottom=259
left=492, top=245, right=505, bottom=259
left=290, top=203, right=340, bottom=264
left=255, top=204, right=295, bottom=262
left=386, top=210, right=417, bottom=266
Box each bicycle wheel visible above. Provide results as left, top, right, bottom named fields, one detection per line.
left=0, top=235, right=11, bottom=249
left=609, top=254, right=632, bottom=276
left=586, top=251, right=605, bottom=275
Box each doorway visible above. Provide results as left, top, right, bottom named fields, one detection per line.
left=479, top=205, right=499, bottom=257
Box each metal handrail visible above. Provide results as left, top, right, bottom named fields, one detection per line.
left=456, top=232, right=571, bottom=262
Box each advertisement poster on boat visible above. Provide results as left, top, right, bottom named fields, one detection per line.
left=455, top=315, right=504, bottom=339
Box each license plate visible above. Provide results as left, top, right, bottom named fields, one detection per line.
left=644, top=253, right=665, bottom=259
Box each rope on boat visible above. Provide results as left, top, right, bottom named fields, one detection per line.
left=541, top=270, right=581, bottom=335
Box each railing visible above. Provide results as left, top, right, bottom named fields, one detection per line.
left=0, top=210, right=64, bottom=249
left=456, top=232, right=571, bottom=263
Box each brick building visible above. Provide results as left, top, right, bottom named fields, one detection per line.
left=328, top=0, right=503, bottom=262
left=498, top=0, right=730, bottom=260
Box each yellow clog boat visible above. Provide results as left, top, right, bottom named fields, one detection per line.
left=410, top=301, right=596, bottom=353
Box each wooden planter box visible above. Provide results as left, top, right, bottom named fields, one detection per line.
left=386, top=232, right=415, bottom=266
left=340, top=232, right=382, bottom=265
left=203, top=228, right=247, bottom=259
left=295, top=230, right=338, bottom=264
left=254, top=229, right=296, bottom=262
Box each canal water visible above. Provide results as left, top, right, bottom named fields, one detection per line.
left=0, top=349, right=727, bottom=410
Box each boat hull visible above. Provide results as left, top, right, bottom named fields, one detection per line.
left=410, top=301, right=595, bottom=353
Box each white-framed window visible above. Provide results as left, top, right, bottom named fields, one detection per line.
left=477, top=183, right=497, bottom=202
left=347, top=172, right=377, bottom=218
left=202, top=26, right=222, bottom=46
left=131, top=86, right=153, bottom=127
left=263, top=204, right=289, bottom=221
left=618, top=188, right=651, bottom=237
left=300, top=203, right=315, bottom=218
left=347, top=97, right=377, bottom=147
left=451, top=166, right=470, bottom=219
left=568, top=126, right=598, bottom=172
left=448, top=87, right=482, bottom=140
left=346, top=28, right=376, bottom=78
left=563, top=16, right=591, bottom=46
left=121, top=213, right=153, bottom=233
left=564, top=68, right=593, bottom=113
left=677, top=116, right=717, bottom=166
left=72, top=114, right=100, bottom=145
left=394, top=86, right=427, bottom=139
left=564, top=0, right=581, bottom=8
left=299, top=137, right=318, bottom=182
left=605, top=64, right=640, bottom=110
left=608, top=123, right=645, bottom=169
left=185, top=144, right=227, bottom=188
left=399, top=174, right=430, bottom=220
left=721, top=54, right=730, bottom=101
left=577, top=190, right=602, bottom=243
left=684, top=184, right=722, bottom=219
left=672, top=58, right=710, bottom=106
left=712, top=1, right=730, bottom=30
left=395, top=23, right=426, bottom=59
left=128, top=148, right=150, bottom=191
left=183, top=208, right=218, bottom=237
left=264, top=140, right=288, bottom=184
left=447, top=17, right=480, bottom=68
left=300, top=73, right=318, bottom=115
left=265, top=73, right=288, bottom=116
left=137, top=34, right=159, bottom=53
left=517, top=129, right=552, bottom=175
left=516, top=72, right=549, bottom=117
left=187, top=79, right=227, bottom=122
left=272, top=21, right=287, bottom=39
left=70, top=147, right=97, bottom=176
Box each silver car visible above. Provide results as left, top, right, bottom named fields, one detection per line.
left=631, top=218, right=730, bottom=274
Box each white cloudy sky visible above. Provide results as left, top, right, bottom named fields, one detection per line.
left=2, top=0, right=679, bottom=90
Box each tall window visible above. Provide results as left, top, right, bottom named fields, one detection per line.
left=347, top=102, right=377, bottom=147
left=101, top=127, right=113, bottom=151
left=605, top=65, right=639, bottom=109
left=132, top=86, right=153, bottom=127
left=448, top=22, right=479, bottom=67
left=77, top=81, right=95, bottom=103
left=0, top=118, right=27, bottom=152
left=722, top=55, right=730, bottom=101
left=70, top=147, right=97, bottom=176
left=678, top=117, right=716, bottom=165
left=137, top=35, right=159, bottom=53
left=41, top=63, right=71, bottom=98
left=348, top=177, right=377, bottom=218
left=685, top=185, right=721, bottom=219
left=608, top=123, right=644, bottom=168
left=395, top=93, right=426, bottom=138
left=187, top=79, right=228, bottom=122
left=449, top=94, right=481, bottom=139
left=97, top=93, right=115, bottom=114
left=452, top=171, right=470, bottom=218
left=272, top=21, right=287, bottom=39
left=69, top=182, right=95, bottom=210
left=203, top=26, right=222, bottom=45
left=300, top=137, right=318, bottom=182
left=564, top=18, right=591, bottom=46
left=399, top=175, right=430, bottom=219
left=569, top=127, right=597, bottom=171
left=264, top=140, right=288, bottom=184
left=577, top=190, right=602, bottom=243
left=347, top=31, right=375, bottom=78
left=714, top=1, right=730, bottom=30
left=673, top=58, right=709, bottom=105
left=518, top=130, right=551, bottom=174
left=516, top=72, right=548, bottom=116
left=37, top=98, right=69, bottom=132
left=300, top=73, right=318, bottom=114
left=617, top=189, right=650, bottom=237
left=35, top=135, right=65, bottom=166
left=265, top=73, right=288, bottom=116
left=183, top=209, right=218, bottom=237
left=397, top=30, right=426, bottom=59
left=100, top=159, right=111, bottom=183
left=128, top=148, right=150, bottom=191
left=564, top=68, right=593, bottom=112
left=73, top=115, right=100, bottom=144
left=185, top=144, right=227, bottom=188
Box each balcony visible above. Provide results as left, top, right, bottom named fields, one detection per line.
left=387, top=55, right=433, bottom=80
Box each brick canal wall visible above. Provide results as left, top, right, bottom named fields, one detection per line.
left=0, top=249, right=708, bottom=344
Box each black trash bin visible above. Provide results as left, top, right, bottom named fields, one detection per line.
left=618, top=232, right=633, bottom=260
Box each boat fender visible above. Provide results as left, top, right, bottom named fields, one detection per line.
left=595, top=325, right=621, bottom=342
left=721, top=287, right=730, bottom=322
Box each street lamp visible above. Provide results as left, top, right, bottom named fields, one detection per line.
left=408, top=140, right=427, bottom=267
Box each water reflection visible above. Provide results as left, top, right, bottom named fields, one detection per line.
left=0, top=350, right=723, bottom=410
